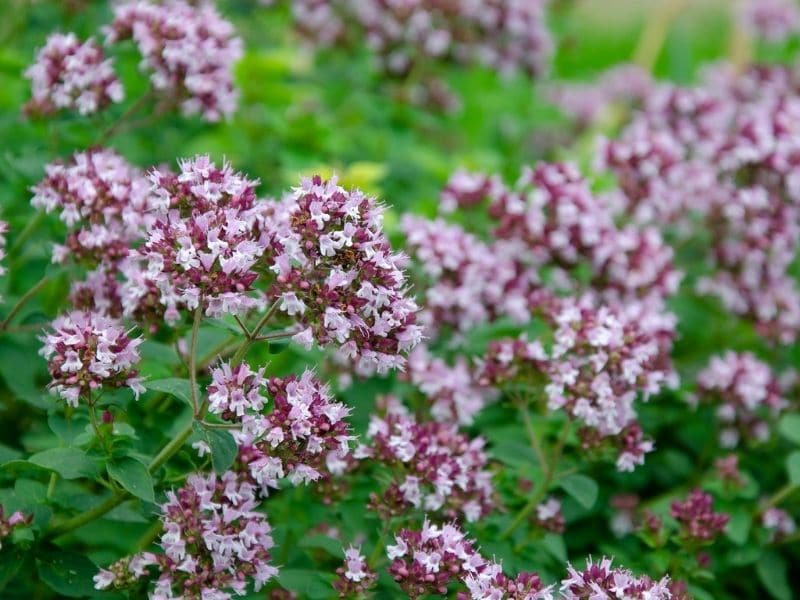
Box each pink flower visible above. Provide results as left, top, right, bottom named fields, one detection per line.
left=696, top=351, right=788, bottom=447
left=95, top=471, right=276, bottom=597
left=24, top=33, right=122, bottom=116
left=106, top=0, right=242, bottom=121
left=141, top=156, right=264, bottom=319
left=670, top=489, right=730, bottom=543
left=40, top=310, right=143, bottom=406
left=264, top=175, right=422, bottom=373
left=560, top=557, right=671, bottom=600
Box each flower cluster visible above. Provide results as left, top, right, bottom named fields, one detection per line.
left=106, top=0, right=242, bottom=121
left=695, top=351, right=788, bottom=447
left=478, top=297, right=675, bottom=471
left=270, top=0, right=551, bottom=108
left=24, top=33, right=122, bottom=116
left=264, top=175, right=422, bottom=373
left=39, top=310, right=143, bottom=406
left=597, top=63, right=800, bottom=342
left=333, top=545, right=377, bottom=597
left=535, top=497, right=565, bottom=533
left=405, top=345, right=493, bottom=425
left=401, top=214, right=541, bottom=332
left=225, top=369, right=353, bottom=493
left=670, top=489, right=730, bottom=543
left=761, top=507, right=796, bottom=541
left=387, top=518, right=552, bottom=600
left=737, top=0, right=800, bottom=43
left=356, top=398, right=494, bottom=522
left=141, top=156, right=264, bottom=320
left=560, top=557, right=672, bottom=600
left=548, top=64, right=653, bottom=127
left=0, top=506, right=30, bottom=549
left=94, top=471, right=277, bottom=598
left=31, top=149, right=153, bottom=266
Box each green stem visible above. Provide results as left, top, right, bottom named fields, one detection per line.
left=46, top=472, right=58, bottom=500
left=0, top=276, right=50, bottom=331
left=8, top=212, right=43, bottom=256
left=189, top=305, right=202, bottom=416
left=88, top=401, right=112, bottom=456
left=632, top=0, right=689, bottom=71
left=43, top=420, right=195, bottom=541
left=95, top=88, right=154, bottom=145
left=514, top=395, right=547, bottom=474
left=501, top=420, right=572, bottom=539
left=230, top=300, right=279, bottom=366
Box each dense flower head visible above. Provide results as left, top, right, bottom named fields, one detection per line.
left=140, top=155, right=264, bottom=320
left=275, top=0, right=551, bottom=108
left=535, top=497, right=565, bottom=533
left=229, top=369, right=353, bottom=494
left=207, top=362, right=268, bottom=418
left=0, top=505, right=30, bottom=549
left=333, top=545, right=377, bottom=597
left=39, top=310, right=143, bottom=406
left=738, top=0, right=800, bottom=43
left=596, top=63, right=800, bottom=343
left=405, top=345, right=493, bottom=425
left=670, top=489, right=730, bottom=543
left=356, top=397, right=494, bottom=522
left=761, top=507, right=796, bottom=540
left=24, top=33, right=122, bottom=116
left=401, top=215, right=541, bottom=331
left=264, top=175, right=422, bottom=373
left=105, top=0, right=242, bottom=121
left=548, top=64, right=653, bottom=127
left=478, top=296, right=675, bottom=471
left=387, top=518, right=552, bottom=600
left=94, top=470, right=277, bottom=598
left=560, top=557, right=671, bottom=600
left=69, top=264, right=124, bottom=318
left=696, top=351, right=788, bottom=447
left=31, top=149, right=153, bottom=266
left=427, top=162, right=681, bottom=312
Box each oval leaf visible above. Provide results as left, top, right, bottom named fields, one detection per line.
left=558, top=474, right=598, bottom=509
left=107, top=457, right=155, bottom=503
left=29, top=447, right=98, bottom=480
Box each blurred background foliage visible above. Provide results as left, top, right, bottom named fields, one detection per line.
left=0, top=0, right=799, bottom=599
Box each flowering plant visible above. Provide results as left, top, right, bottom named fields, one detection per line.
left=0, top=1, right=798, bottom=599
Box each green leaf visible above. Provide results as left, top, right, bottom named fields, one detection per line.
left=276, top=568, right=335, bottom=599
left=205, top=429, right=238, bottom=474
left=724, top=508, right=752, bottom=545
left=36, top=550, right=101, bottom=598
left=0, top=548, right=25, bottom=591
left=145, top=378, right=197, bottom=407
left=541, top=533, right=567, bottom=562
left=28, top=447, right=98, bottom=480
left=558, top=474, right=598, bottom=509
left=107, top=458, right=155, bottom=503
left=298, top=534, right=345, bottom=558
left=785, top=450, right=800, bottom=485
left=779, top=414, right=800, bottom=445
left=756, top=550, right=791, bottom=600
left=48, top=413, right=87, bottom=445
left=268, top=340, right=290, bottom=354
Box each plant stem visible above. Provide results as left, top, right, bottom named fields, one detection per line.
left=0, top=276, right=50, bottom=331
left=230, top=300, right=279, bottom=366
left=632, top=0, right=689, bottom=71
left=9, top=212, right=43, bottom=256
left=189, top=305, right=202, bottom=416
left=46, top=472, right=58, bottom=500
left=501, top=420, right=572, bottom=539
left=514, top=395, right=547, bottom=474
left=43, top=419, right=195, bottom=541
left=95, top=88, right=154, bottom=145
left=253, top=330, right=294, bottom=342
left=88, top=401, right=112, bottom=456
